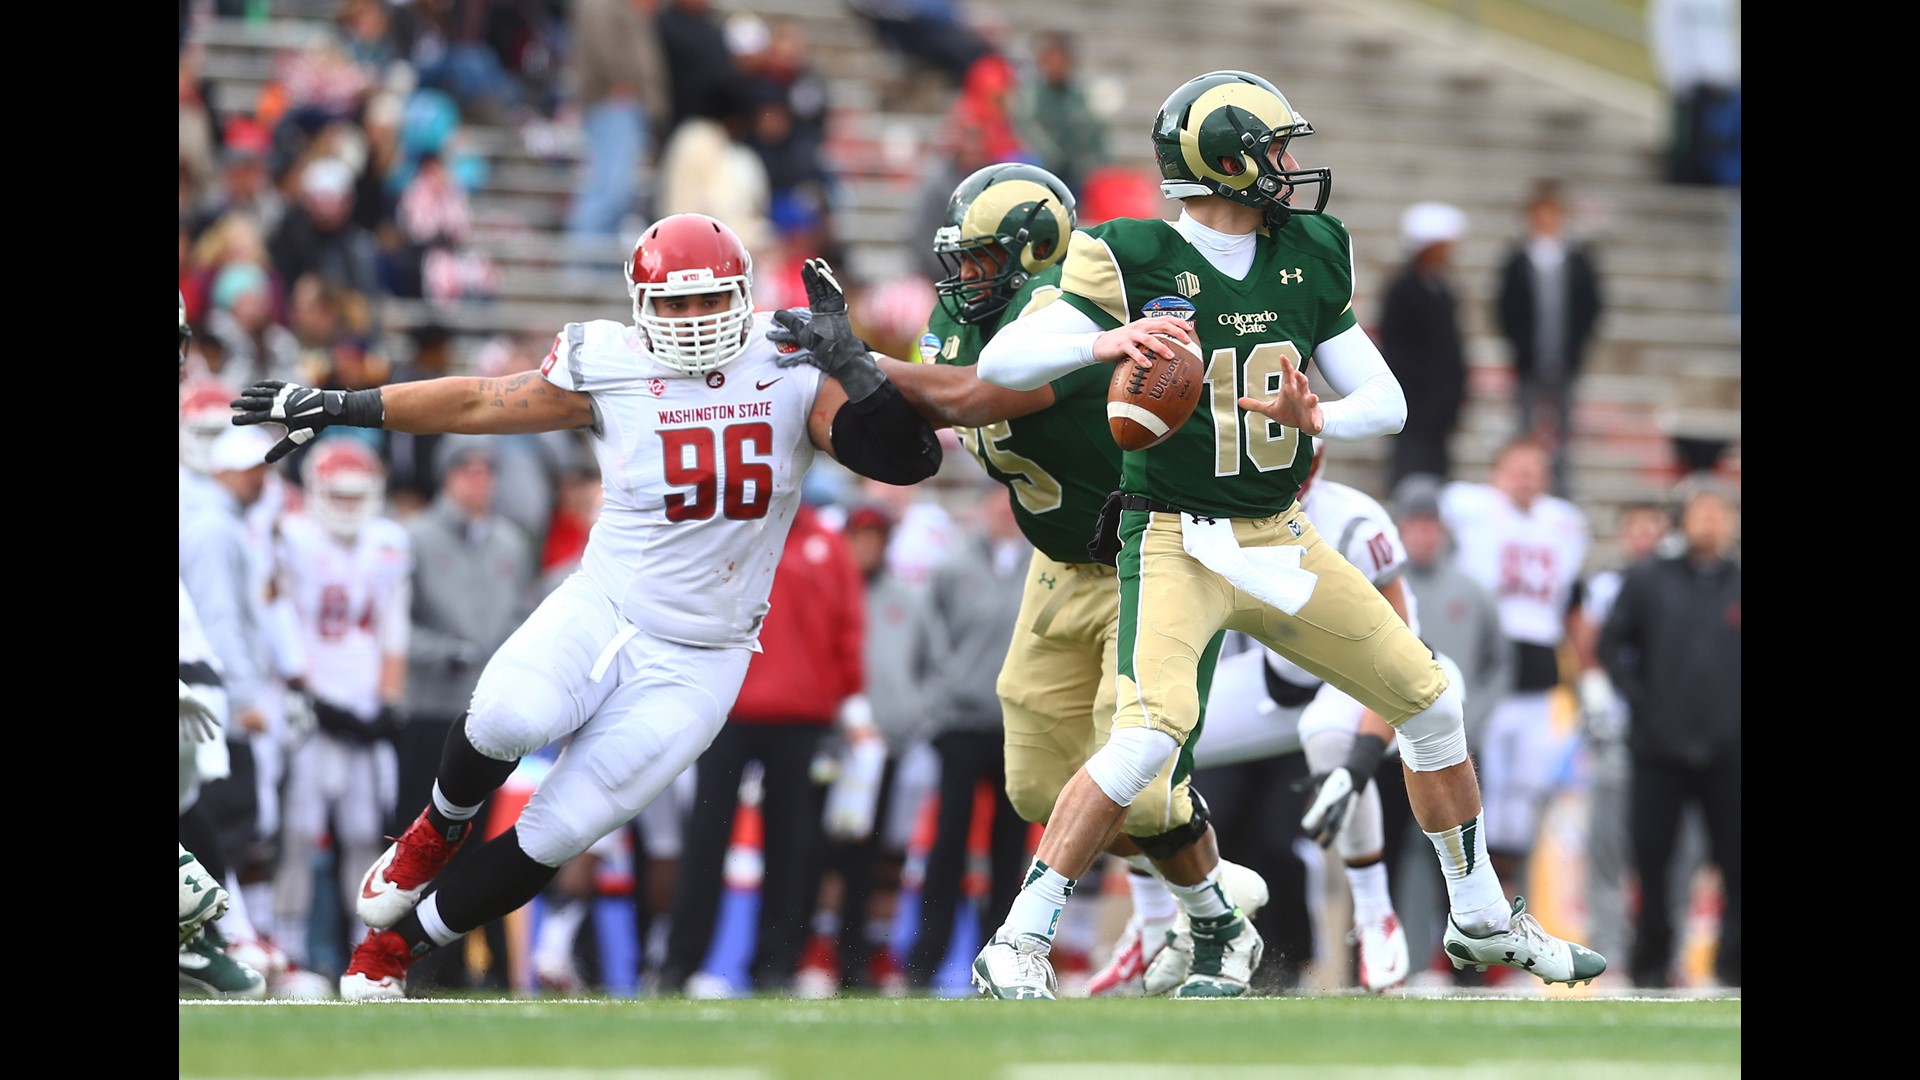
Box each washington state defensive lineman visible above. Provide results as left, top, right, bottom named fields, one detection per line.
left=230, top=214, right=942, bottom=999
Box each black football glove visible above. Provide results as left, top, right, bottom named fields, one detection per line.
left=764, top=258, right=885, bottom=401
left=1297, top=767, right=1361, bottom=848
left=230, top=379, right=385, bottom=464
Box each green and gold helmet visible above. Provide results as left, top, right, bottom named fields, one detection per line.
left=1152, top=70, right=1330, bottom=228
left=931, top=163, right=1076, bottom=326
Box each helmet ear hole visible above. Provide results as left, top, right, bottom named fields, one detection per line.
left=1217, top=156, right=1245, bottom=176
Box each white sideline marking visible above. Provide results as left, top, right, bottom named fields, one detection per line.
left=1006, top=1060, right=1743, bottom=1068
left=187, top=1071, right=770, bottom=1080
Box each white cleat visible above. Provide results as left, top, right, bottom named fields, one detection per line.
left=1443, top=897, right=1608, bottom=987
left=179, top=850, right=229, bottom=945
left=1354, top=912, right=1411, bottom=992
left=1086, top=916, right=1173, bottom=997
left=971, top=931, right=1058, bottom=1000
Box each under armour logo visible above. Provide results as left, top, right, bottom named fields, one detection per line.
left=1037, top=573, right=1057, bottom=590
left=1279, top=268, right=1304, bottom=285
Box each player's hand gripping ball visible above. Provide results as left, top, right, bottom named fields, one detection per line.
left=1107, top=332, right=1201, bottom=451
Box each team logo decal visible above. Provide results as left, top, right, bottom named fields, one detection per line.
left=1287, top=517, right=1305, bottom=538
left=706, top=371, right=726, bottom=389
left=1174, top=272, right=1201, bottom=298
left=1279, top=268, right=1304, bottom=285
left=1142, top=295, right=1198, bottom=323
left=647, top=378, right=667, bottom=398
left=918, top=333, right=943, bottom=362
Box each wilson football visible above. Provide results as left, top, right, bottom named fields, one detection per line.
left=1107, top=334, right=1202, bottom=451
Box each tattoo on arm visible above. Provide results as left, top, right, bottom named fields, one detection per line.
left=485, top=371, right=545, bottom=410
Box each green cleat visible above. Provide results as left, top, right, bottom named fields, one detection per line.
left=180, top=933, right=267, bottom=998
left=1173, top=912, right=1263, bottom=998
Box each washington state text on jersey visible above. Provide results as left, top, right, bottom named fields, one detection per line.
left=656, top=400, right=775, bottom=425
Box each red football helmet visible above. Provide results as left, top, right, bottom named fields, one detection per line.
left=179, top=378, right=237, bottom=475
left=300, top=438, right=385, bottom=539
left=624, top=213, right=756, bottom=376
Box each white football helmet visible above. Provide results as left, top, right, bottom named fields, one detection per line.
left=300, top=439, right=385, bottom=538
left=624, top=213, right=755, bottom=376
left=179, top=378, right=237, bottom=475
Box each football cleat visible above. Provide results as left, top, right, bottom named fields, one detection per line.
left=1086, top=915, right=1174, bottom=997
left=1175, top=913, right=1264, bottom=998
left=340, top=928, right=417, bottom=1001
left=1353, top=912, right=1411, bottom=992
left=1143, top=859, right=1271, bottom=995
left=970, top=930, right=1058, bottom=1000
left=180, top=937, right=267, bottom=998
left=1443, top=896, right=1608, bottom=987
left=179, top=849, right=229, bottom=945
left=358, top=808, right=469, bottom=929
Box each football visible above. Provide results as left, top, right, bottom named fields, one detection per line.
left=1107, top=333, right=1202, bottom=451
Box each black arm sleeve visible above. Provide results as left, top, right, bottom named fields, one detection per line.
left=829, top=379, right=943, bottom=486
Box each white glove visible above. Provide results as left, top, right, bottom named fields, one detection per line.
left=823, top=736, right=888, bottom=842
left=179, top=680, right=221, bottom=743
left=1577, top=670, right=1624, bottom=742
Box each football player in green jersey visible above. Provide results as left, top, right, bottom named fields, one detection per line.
left=964, top=70, right=1607, bottom=999
left=769, top=163, right=1271, bottom=998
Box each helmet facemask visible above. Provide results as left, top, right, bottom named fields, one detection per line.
left=627, top=264, right=755, bottom=377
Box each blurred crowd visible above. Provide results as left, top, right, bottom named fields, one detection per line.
left=179, top=0, right=1738, bottom=999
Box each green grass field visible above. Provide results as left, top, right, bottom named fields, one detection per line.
left=180, top=995, right=1741, bottom=1079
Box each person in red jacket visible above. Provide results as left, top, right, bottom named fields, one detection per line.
left=658, top=501, right=867, bottom=994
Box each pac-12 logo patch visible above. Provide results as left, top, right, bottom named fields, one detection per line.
left=918, top=333, right=943, bottom=362
left=541, top=332, right=562, bottom=376
left=647, top=378, right=667, bottom=397
left=1142, top=295, right=1197, bottom=323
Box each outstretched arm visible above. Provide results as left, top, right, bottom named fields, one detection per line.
left=877, top=356, right=1055, bottom=429
left=232, top=373, right=594, bottom=462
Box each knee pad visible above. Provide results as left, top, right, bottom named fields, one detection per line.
left=467, top=663, right=571, bottom=761
left=1127, top=789, right=1211, bottom=861
left=1395, top=667, right=1468, bottom=773
left=1083, top=726, right=1179, bottom=807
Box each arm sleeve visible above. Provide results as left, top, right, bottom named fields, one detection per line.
left=1311, top=322, right=1407, bottom=441
left=976, top=297, right=1104, bottom=391
left=829, top=380, right=943, bottom=485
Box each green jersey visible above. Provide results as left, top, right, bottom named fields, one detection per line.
left=921, top=267, right=1120, bottom=564
left=1057, top=214, right=1360, bottom=519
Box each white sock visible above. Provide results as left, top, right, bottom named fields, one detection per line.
left=1128, top=868, right=1178, bottom=925
left=1346, top=860, right=1392, bottom=925
left=1424, top=815, right=1509, bottom=935
left=416, top=893, right=462, bottom=948
left=1003, top=858, right=1074, bottom=942
left=1166, top=868, right=1234, bottom=920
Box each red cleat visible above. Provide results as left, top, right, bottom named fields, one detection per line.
left=339, top=928, right=417, bottom=1001
left=358, top=808, right=469, bottom=929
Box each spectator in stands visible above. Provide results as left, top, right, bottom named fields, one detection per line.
left=565, top=0, right=670, bottom=239
left=383, top=323, right=457, bottom=516
left=190, top=210, right=289, bottom=324
left=653, top=111, right=773, bottom=252
left=270, top=157, right=383, bottom=301
left=1599, top=475, right=1741, bottom=990
left=285, top=275, right=357, bottom=388
left=1013, top=31, right=1105, bottom=199
left=910, top=120, right=998, bottom=283
left=755, top=18, right=831, bottom=184
left=1649, top=0, right=1740, bottom=187
left=1494, top=180, right=1604, bottom=497
left=180, top=43, right=221, bottom=203
left=206, top=260, right=301, bottom=391
left=191, top=118, right=287, bottom=243
left=659, top=500, right=866, bottom=996
left=902, top=485, right=1031, bottom=990
left=655, top=0, right=743, bottom=140
left=538, top=461, right=604, bottom=598
left=847, top=0, right=993, bottom=87
left=398, top=438, right=537, bottom=992
left=945, top=50, right=1027, bottom=166
left=336, top=0, right=402, bottom=85
left=1377, top=202, right=1470, bottom=491
left=413, top=0, right=525, bottom=125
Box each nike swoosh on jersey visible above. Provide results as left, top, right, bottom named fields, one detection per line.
left=756, top=378, right=782, bottom=390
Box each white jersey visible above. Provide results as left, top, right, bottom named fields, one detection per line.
left=276, top=513, right=413, bottom=718
left=541, top=314, right=826, bottom=647
left=1265, top=479, right=1416, bottom=688
left=179, top=578, right=220, bottom=671
left=1440, top=481, right=1589, bottom=647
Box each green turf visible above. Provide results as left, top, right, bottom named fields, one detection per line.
left=180, top=995, right=1741, bottom=1079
